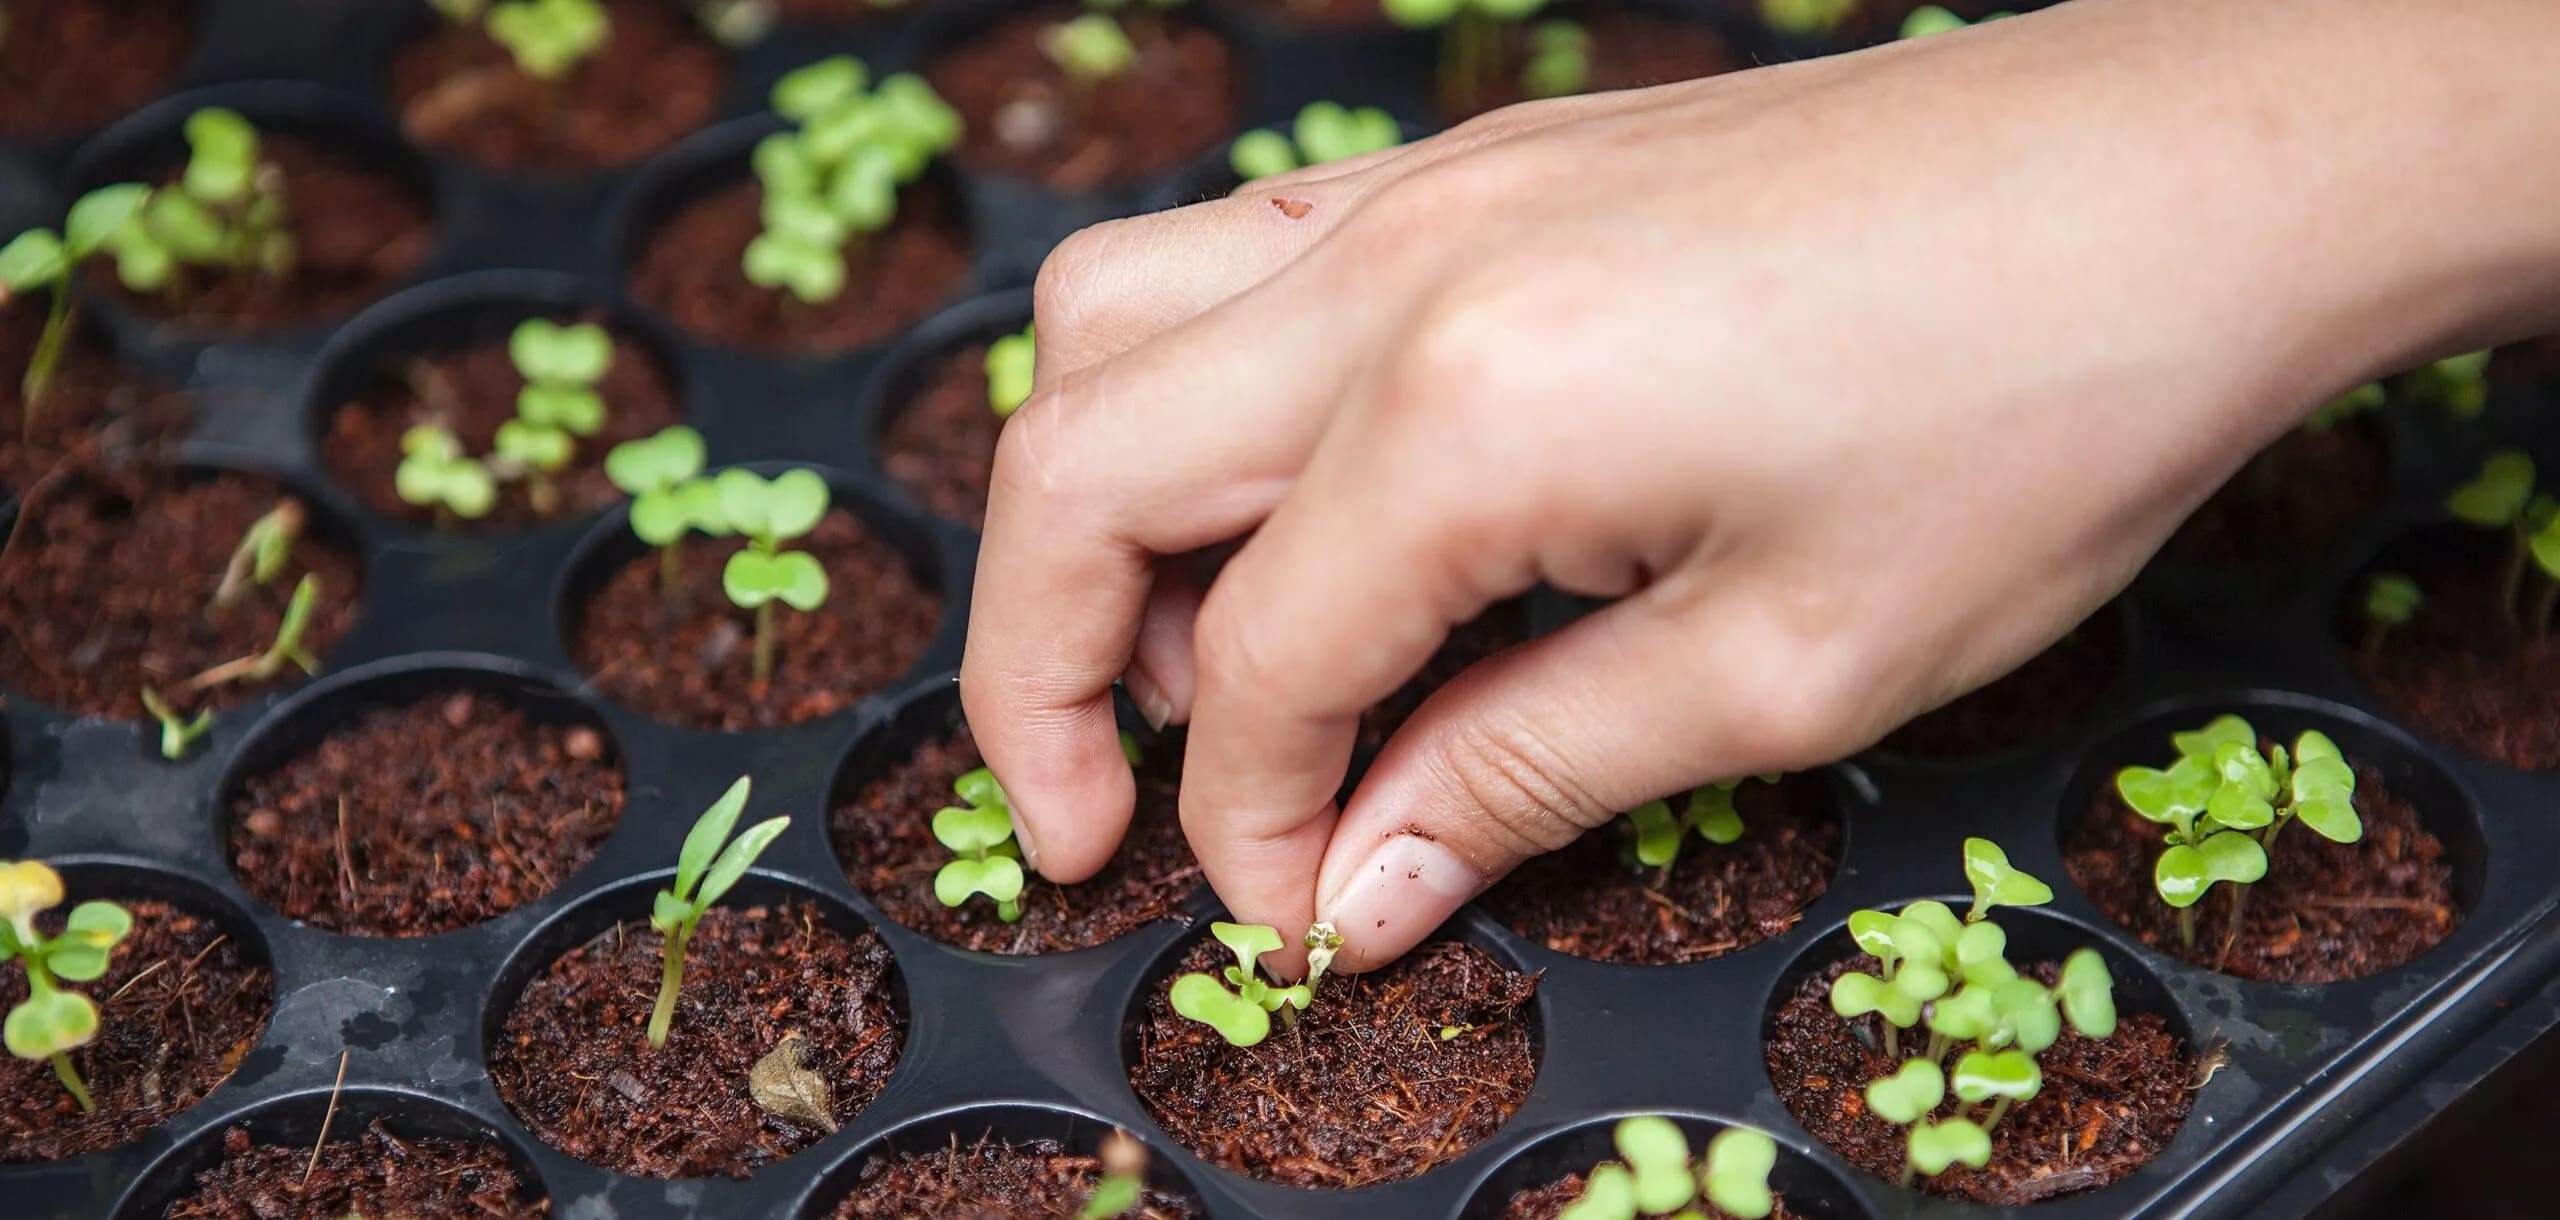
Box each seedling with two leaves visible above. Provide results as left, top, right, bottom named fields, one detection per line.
left=435, top=0, right=612, bottom=81
left=1042, top=0, right=1184, bottom=104
left=716, top=467, right=833, bottom=687
left=129, top=108, right=295, bottom=288
left=1620, top=774, right=1778, bottom=872
left=2358, top=572, right=2424, bottom=659
left=1229, top=102, right=1403, bottom=181
left=604, top=424, right=713, bottom=596
left=1169, top=922, right=1316, bottom=1048
left=495, top=318, right=614, bottom=514
left=931, top=733, right=1143, bottom=922
left=2444, top=448, right=2560, bottom=638
left=397, top=424, right=500, bottom=525
left=648, top=776, right=790, bottom=1046
left=2113, top=714, right=2362, bottom=954
left=1556, top=1117, right=1780, bottom=1220
left=0, top=183, right=153, bottom=423
left=748, top=57, right=962, bottom=304
left=1, top=861, right=133, bottom=1112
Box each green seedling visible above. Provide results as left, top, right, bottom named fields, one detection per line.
left=1904, top=1118, right=1991, bottom=1181
left=1620, top=775, right=1777, bottom=872
left=1381, top=0, right=1553, bottom=116
left=485, top=0, right=611, bottom=81
left=1228, top=101, right=1403, bottom=180
left=2446, top=448, right=2560, bottom=637
left=1043, top=13, right=1136, bottom=89
left=2303, top=381, right=2385, bottom=433
left=1701, top=1127, right=1780, bottom=1220
left=1949, top=1048, right=2040, bottom=1130
left=985, top=323, right=1035, bottom=418
left=510, top=318, right=612, bottom=437
left=1, top=861, right=133, bottom=1112
left=2114, top=714, right=2363, bottom=955
left=2359, top=572, right=2423, bottom=659
left=492, top=419, right=574, bottom=515
left=605, top=425, right=712, bottom=596
left=1520, top=20, right=1591, bottom=100
left=1899, top=5, right=2010, bottom=37
left=1168, top=921, right=1314, bottom=1047
left=395, top=424, right=499, bottom=526
left=1758, top=0, right=1857, bottom=36
left=1960, top=836, right=2052, bottom=922
left=134, top=108, right=292, bottom=282
left=2409, top=350, right=2491, bottom=421
left=716, top=467, right=832, bottom=687
left=141, top=688, right=214, bottom=761
left=0, top=183, right=152, bottom=422
left=932, top=767, right=1025, bottom=921
left=212, top=497, right=304, bottom=611
left=186, top=574, right=322, bottom=692
left=746, top=57, right=961, bottom=306
left=648, top=776, right=789, bottom=1046
left=1078, top=1128, right=1149, bottom=1219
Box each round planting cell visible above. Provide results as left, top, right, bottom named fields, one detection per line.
left=1457, top=1111, right=1874, bottom=1220
left=2341, top=520, right=2560, bottom=772
left=0, top=0, right=196, bottom=140
left=857, top=288, right=1032, bottom=530
left=113, top=1086, right=550, bottom=1219
left=388, top=0, right=729, bottom=173
left=795, top=1102, right=1209, bottom=1218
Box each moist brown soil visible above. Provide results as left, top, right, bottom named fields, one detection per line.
left=393, top=0, right=726, bottom=171
left=1768, top=958, right=2193, bottom=1205
left=928, top=8, right=1240, bottom=190
left=2065, top=764, right=2459, bottom=983
left=0, top=0, right=192, bottom=137
left=570, top=509, right=941, bottom=729
left=2166, top=417, right=2387, bottom=566
left=1235, top=0, right=1388, bottom=27
left=490, top=902, right=904, bottom=1179
left=163, top=1121, right=545, bottom=1219
left=1876, top=609, right=2123, bottom=761
left=93, top=139, right=433, bottom=333
left=828, top=1135, right=1204, bottom=1219
left=0, top=301, right=190, bottom=496
left=1505, top=1174, right=1802, bottom=1220
left=0, top=466, right=363, bottom=719
left=1446, top=10, right=1737, bottom=121
left=1356, top=602, right=1532, bottom=754
left=1481, top=776, right=1841, bottom=965
left=2348, top=529, right=2560, bottom=771
left=880, top=343, right=1001, bottom=527
left=228, top=689, right=625, bottom=937
left=1130, top=937, right=1539, bottom=1188
left=835, top=720, right=1199, bottom=953
left=630, top=179, right=972, bottom=354
left=322, top=317, right=682, bottom=531
left=0, top=899, right=273, bottom=1163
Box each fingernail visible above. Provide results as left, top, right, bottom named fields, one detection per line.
left=1319, top=835, right=1483, bottom=964
left=1125, top=670, right=1174, bottom=731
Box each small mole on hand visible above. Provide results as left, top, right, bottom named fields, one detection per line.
left=1271, top=197, right=1312, bottom=219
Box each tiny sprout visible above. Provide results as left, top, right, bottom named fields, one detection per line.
left=1228, top=102, right=1402, bottom=180
left=2411, top=350, right=2491, bottom=421
left=1, top=861, right=133, bottom=1112
left=0, top=183, right=152, bottom=417
left=1168, top=921, right=1312, bottom=1047
left=2303, top=381, right=2385, bottom=432
left=1757, top=0, right=1856, bottom=36
left=493, top=420, right=575, bottom=515
left=142, top=108, right=292, bottom=278
left=1904, top=1117, right=1991, bottom=1182
left=1438, top=1023, right=1473, bottom=1040
left=1078, top=1129, right=1148, bottom=1218
left=1621, top=775, right=1772, bottom=870
left=1302, top=918, right=1345, bottom=990
left=1899, top=5, right=2009, bottom=37
left=510, top=318, right=613, bottom=438
left=714, top=467, right=833, bottom=687
left=986, top=323, right=1036, bottom=418
left=213, top=498, right=304, bottom=611
left=1043, top=14, right=1136, bottom=84
left=648, top=776, right=789, bottom=1046
left=141, top=688, right=214, bottom=761
left=2359, top=572, right=2423, bottom=659
left=1959, top=836, right=2052, bottom=922
left=605, top=425, right=711, bottom=596
left=931, top=767, right=1025, bottom=921
left=186, top=574, right=323, bottom=692
left=1520, top=20, right=1591, bottom=100
left=396, top=424, right=499, bottom=524
left=2115, top=715, right=2361, bottom=952
left=2446, top=448, right=2560, bottom=637
left=485, top=0, right=611, bottom=81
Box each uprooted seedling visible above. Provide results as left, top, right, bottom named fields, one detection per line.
left=648, top=775, right=790, bottom=1046
left=747, top=56, right=962, bottom=304
left=1, top=860, right=134, bottom=1112
left=1169, top=922, right=1317, bottom=1047
left=1557, top=1117, right=1780, bottom=1220
left=1229, top=102, right=1403, bottom=181
left=185, top=573, right=325, bottom=693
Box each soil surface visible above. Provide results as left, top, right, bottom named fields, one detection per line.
left=2349, top=528, right=2560, bottom=770
left=2066, top=764, right=2459, bottom=983
left=1356, top=602, right=1533, bottom=755
left=0, top=0, right=192, bottom=137
left=1504, top=1173, right=1802, bottom=1220
left=1876, top=608, right=2122, bottom=761
left=490, top=902, right=905, bottom=1179
left=631, top=178, right=971, bottom=354
left=1482, top=775, right=1841, bottom=964
left=880, top=342, right=1001, bottom=527
left=928, top=8, right=1240, bottom=189
left=2166, top=417, right=2387, bottom=565
left=322, top=316, right=682, bottom=531
left=1131, top=937, right=1539, bottom=1188
left=163, top=1120, right=546, bottom=1219
left=228, top=689, right=624, bottom=937
left=393, top=0, right=726, bottom=171
left=94, top=139, right=432, bottom=333
left=0, top=300, right=189, bottom=497
left=1, top=899, right=273, bottom=1163
left=828, top=1135, right=1204, bottom=1219
left=570, top=507, right=941, bottom=729
left=835, top=719, right=1198, bottom=953
left=1768, top=958, right=2193, bottom=1205
left=0, top=466, right=363, bottom=719
left=1446, top=10, right=1737, bottom=121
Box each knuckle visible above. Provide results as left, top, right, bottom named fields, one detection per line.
left=1188, top=583, right=1291, bottom=708
left=1030, top=220, right=1129, bottom=337
left=986, top=375, right=1093, bottom=508
left=1428, top=711, right=1611, bottom=856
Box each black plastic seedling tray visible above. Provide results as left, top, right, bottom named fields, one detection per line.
left=6, top=1, right=2560, bottom=1217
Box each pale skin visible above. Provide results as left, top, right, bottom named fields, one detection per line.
left=962, top=0, right=2560, bottom=974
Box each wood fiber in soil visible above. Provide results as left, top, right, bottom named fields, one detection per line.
left=2066, top=764, right=2458, bottom=982
left=1446, top=11, right=1736, bottom=120
left=631, top=179, right=971, bottom=354
left=571, top=509, right=940, bottom=729
left=490, top=902, right=904, bottom=1179
left=1877, top=610, right=2122, bottom=760
left=2349, top=529, right=2560, bottom=770
left=927, top=8, right=1239, bottom=189
left=828, top=1137, right=1204, bottom=1219
left=1505, top=1174, right=1802, bottom=1220
left=1, top=900, right=272, bottom=1163
left=2166, top=417, right=2386, bottom=565
left=0, top=301, right=189, bottom=495
left=94, top=140, right=432, bottom=333
left=836, top=720, right=1197, bottom=953
left=323, top=319, right=682, bottom=530
left=880, top=343, right=1000, bottom=527
left=0, top=0, right=192, bottom=137
left=393, top=0, right=726, bottom=171
left=163, top=1121, right=545, bottom=1219
left=0, top=467, right=363, bottom=719
left=1356, top=603, right=1532, bottom=754
left=228, top=689, right=624, bottom=937
left=1768, top=958, right=2193, bottom=1205
left=1131, top=938, right=1539, bottom=1188
left=1482, top=776, right=1840, bottom=964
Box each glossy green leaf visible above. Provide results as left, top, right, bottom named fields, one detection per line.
left=1925, top=983, right=1997, bottom=1044
left=1685, top=784, right=1745, bottom=846
left=0, top=229, right=66, bottom=290
left=606, top=426, right=707, bottom=497
left=1212, top=921, right=1284, bottom=979
left=1079, top=1174, right=1142, bottom=1220
left=675, top=775, right=754, bottom=900
left=1950, top=1049, right=2041, bottom=1104
left=1991, top=976, right=2061, bottom=1055
left=1701, top=1126, right=1777, bottom=1220
left=650, top=888, right=692, bottom=934
left=1962, top=837, right=2051, bottom=921
left=1613, top=1115, right=1695, bottom=1214
left=932, top=802, right=1016, bottom=855
left=753, top=134, right=822, bottom=198
left=2172, top=715, right=2258, bottom=764
left=1906, top=1118, right=1992, bottom=1176
left=1829, top=971, right=1921, bottom=1029
left=2450, top=449, right=2536, bottom=526
left=2056, top=948, right=2117, bottom=1038
left=1556, top=1162, right=1634, bottom=1220
left=1520, top=19, right=1592, bottom=99
left=2154, top=830, right=2267, bottom=909
left=1169, top=972, right=1270, bottom=1047
left=1899, top=901, right=1964, bottom=951
left=1954, top=920, right=2015, bottom=987
left=64, top=184, right=149, bottom=255
left=4, top=986, right=99, bottom=1059
left=1863, top=1058, right=1944, bottom=1126
left=1625, top=799, right=1682, bottom=868
left=1848, top=909, right=1900, bottom=971
left=1041, top=14, right=1136, bottom=81
left=697, top=816, right=789, bottom=908
left=934, top=854, right=1025, bottom=907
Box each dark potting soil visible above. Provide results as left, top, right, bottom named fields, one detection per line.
left=1875, top=608, right=2123, bottom=760
left=1130, top=937, right=1540, bottom=1188
left=879, top=342, right=1001, bottom=528
left=1446, top=10, right=1738, bottom=121
left=773, top=0, right=926, bottom=19
left=834, top=719, right=1199, bottom=953
left=0, top=0, right=192, bottom=137
left=322, top=316, right=683, bottom=531
left=0, top=301, right=189, bottom=495
left=162, top=1120, right=546, bottom=1219
left=630, top=179, right=973, bottom=355
left=1355, top=602, right=1533, bottom=755
left=392, top=0, right=727, bottom=171
left=927, top=8, right=1240, bottom=190
left=93, top=139, right=432, bottom=333
left=2348, top=528, right=2560, bottom=771
left=0, top=900, right=273, bottom=1164
left=489, top=902, right=905, bottom=1179
left=227, top=689, right=625, bottom=937
left=570, top=508, right=942, bottom=729
left=827, top=1135, right=1205, bottom=1220
left=1767, top=958, right=2193, bottom=1205
left=2065, top=764, right=2459, bottom=983
left=1504, top=1174, right=1803, bottom=1220
left=0, top=466, right=364, bottom=720
left=1481, top=775, right=1841, bottom=965
left=2165, top=417, right=2386, bottom=566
